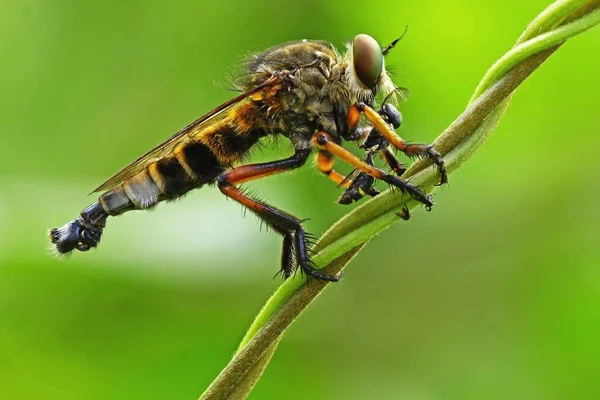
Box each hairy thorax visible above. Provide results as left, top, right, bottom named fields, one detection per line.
left=243, top=41, right=357, bottom=144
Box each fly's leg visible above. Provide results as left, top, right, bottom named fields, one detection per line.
left=338, top=148, right=413, bottom=217
left=220, top=185, right=338, bottom=281
left=278, top=232, right=295, bottom=279
left=396, top=204, right=411, bottom=221
left=217, top=149, right=339, bottom=282
left=337, top=152, right=380, bottom=205
left=380, top=149, right=415, bottom=220
left=351, top=103, right=448, bottom=185
left=312, top=131, right=434, bottom=210
left=316, top=150, right=379, bottom=202
left=316, top=150, right=352, bottom=189
left=382, top=147, right=407, bottom=177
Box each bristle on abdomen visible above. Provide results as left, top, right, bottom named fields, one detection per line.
left=49, top=202, right=108, bottom=256
left=49, top=219, right=85, bottom=255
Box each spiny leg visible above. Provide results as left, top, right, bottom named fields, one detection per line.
left=384, top=145, right=412, bottom=220
left=279, top=232, right=295, bottom=279
left=382, top=147, right=407, bottom=177
left=355, top=103, right=448, bottom=185
left=312, top=131, right=434, bottom=209
left=217, top=149, right=339, bottom=282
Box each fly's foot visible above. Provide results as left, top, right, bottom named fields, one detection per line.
left=300, top=259, right=341, bottom=282
left=426, top=146, right=448, bottom=186
left=405, top=144, right=448, bottom=186
left=337, top=172, right=379, bottom=205
left=338, top=152, right=380, bottom=205
left=396, top=204, right=411, bottom=220
left=294, top=230, right=340, bottom=282
left=380, top=174, right=434, bottom=210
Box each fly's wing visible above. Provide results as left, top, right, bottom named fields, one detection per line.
left=92, top=76, right=279, bottom=193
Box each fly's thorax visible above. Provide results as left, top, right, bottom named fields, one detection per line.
left=250, top=46, right=348, bottom=137
left=247, top=42, right=338, bottom=104
left=246, top=38, right=399, bottom=139
left=247, top=41, right=339, bottom=81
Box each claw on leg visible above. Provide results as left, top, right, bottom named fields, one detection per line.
left=312, top=131, right=434, bottom=209
left=404, top=144, right=448, bottom=186
left=396, top=204, right=411, bottom=220
left=217, top=149, right=340, bottom=283
left=357, top=102, right=448, bottom=186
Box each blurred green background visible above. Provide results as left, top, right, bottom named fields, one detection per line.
left=1, top=0, right=599, bottom=399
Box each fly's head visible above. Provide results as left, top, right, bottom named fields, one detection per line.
left=344, top=33, right=403, bottom=105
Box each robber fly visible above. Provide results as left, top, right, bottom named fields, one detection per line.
left=49, top=34, right=447, bottom=282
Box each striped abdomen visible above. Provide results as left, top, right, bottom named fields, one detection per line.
left=99, top=141, right=219, bottom=215
left=100, top=120, right=264, bottom=215
left=50, top=103, right=268, bottom=255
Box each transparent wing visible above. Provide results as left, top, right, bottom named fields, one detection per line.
left=92, top=76, right=279, bottom=193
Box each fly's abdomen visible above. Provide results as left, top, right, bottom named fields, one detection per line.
left=99, top=140, right=222, bottom=216
left=49, top=109, right=266, bottom=256
left=123, top=169, right=160, bottom=209
left=50, top=140, right=224, bottom=255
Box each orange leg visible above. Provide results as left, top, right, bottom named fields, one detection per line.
left=317, top=150, right=380, bottom=204
left=356, top=103, right=448, bottom=185
left=312, top=131, right=434, bottom=209
left=217, top=149, right=339, bottom=282
left=315, top=150, right=351, bottom=188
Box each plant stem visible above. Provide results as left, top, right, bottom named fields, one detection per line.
left=200, top=1, right=600, bottom=398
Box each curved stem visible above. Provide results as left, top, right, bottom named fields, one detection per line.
left=200, top=1, right=600, bottom=398
left=471, top=4, right=600, bottom=101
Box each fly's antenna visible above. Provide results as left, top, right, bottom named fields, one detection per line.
left=382, top=25, right=409, bottom=56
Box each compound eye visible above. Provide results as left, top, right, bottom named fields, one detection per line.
left=352, top=34, right=383, bottom=90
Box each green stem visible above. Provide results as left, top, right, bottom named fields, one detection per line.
left=200, top=1, right=599, bottom=399
left=471, top=3, right=600, bottom=101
